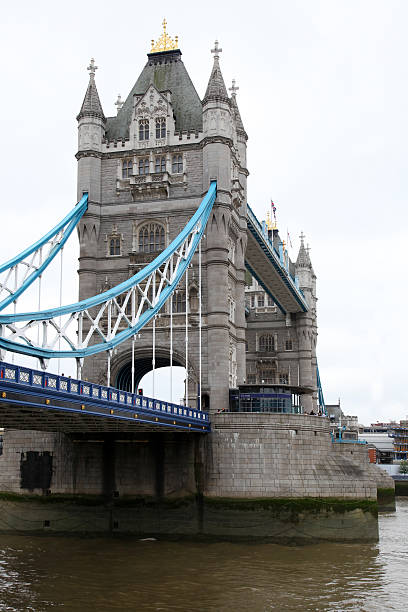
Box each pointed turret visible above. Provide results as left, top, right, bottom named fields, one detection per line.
left=229, top=79, right=247, bottom=140
left=77, top=58, right=105, bottom=121
left=203, top=41, right=229, bottom=104
left=76, top=58, right=106, bottom=202
left=296, top=232, right=312, bottom=269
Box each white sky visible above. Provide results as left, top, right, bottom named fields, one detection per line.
left=0, top=0, right=406, bottom=425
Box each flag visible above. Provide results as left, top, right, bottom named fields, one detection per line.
left=271, top=199, right=276, bottom=221
left=287, top=230, right=293, bottom=249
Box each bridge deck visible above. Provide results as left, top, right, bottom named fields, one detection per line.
left=246, top=205, right=308, bottom=314
left=0, top=362, right=210, bottom=433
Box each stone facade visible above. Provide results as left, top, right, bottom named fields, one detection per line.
left=76, top=46, right=248, bottom=414
left=76, top=41, right=319, bottom=414
left=206, top=414, right=377, bottom=499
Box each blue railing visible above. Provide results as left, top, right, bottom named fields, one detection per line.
left=0, top=360, right=210, bottom=432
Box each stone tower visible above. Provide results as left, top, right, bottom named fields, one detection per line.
left=244, top=230, right=318, bottom=413
left=76, top=30, right=248, bottom=413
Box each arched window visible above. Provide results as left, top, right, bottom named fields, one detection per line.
left=138, top=158, right=150, bottom=175
left=259, top=334, right=275, bottom=352
left=155, top=156, right=166, bottom=173
left=139, top=119, right=149, bottom=140
left=172, top=154, right=183, bottom=173
left=138, top=223, right=165, bottom=253
left=109, top=237, right=120, bottom=256
left=189, top=286, right=198, bottom=312
left=122, top=159, right=133, bottom=179
left=172, top=290, right=186, bottom=313
left=285, top=338, right=293, bottom=351
left=155, top=117, right=166, bottom=139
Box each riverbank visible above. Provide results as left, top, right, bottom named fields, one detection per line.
left=0, top=493, right=379, bottom=543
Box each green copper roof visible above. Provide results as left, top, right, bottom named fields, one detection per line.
left=105, top=50, right=203, bottom=141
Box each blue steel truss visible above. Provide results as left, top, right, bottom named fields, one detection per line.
left=0, top=194, right=88, bottom=311
left=0, top=183, right=217, bottom=360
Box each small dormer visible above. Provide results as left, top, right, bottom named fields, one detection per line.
left=129, top=85, right=175, bottom=149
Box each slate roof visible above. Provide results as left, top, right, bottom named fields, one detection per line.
left=105, top=49, right=203, bottom=141
left=77, top=77, right=105, bottom=121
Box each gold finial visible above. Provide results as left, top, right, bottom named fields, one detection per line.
left=266, top=212, right=273, bottom=230
left=150, top=18, right=179, bottom=53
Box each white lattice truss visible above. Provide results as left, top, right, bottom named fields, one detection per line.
left=0, top=220, right=200, bottom=364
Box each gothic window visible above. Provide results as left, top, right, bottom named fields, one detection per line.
left=155, top=117, right=166, bottom=139
left=172, top=154, right=183, bottom=173
left=138, top=158, right=150, bottom=175
left=257, top=294, right=264, bottom=307
left=250, top=295, right=255, bottom=308
left=173, top=290, right=186, bottom=313
left=268, top=295, right=274, bottom=307
left=285, top=338, right=293, bottom=351
left=189, top=286, right=199, bottom=312
left=139, top=119, right=149, bottom=140
left=138, top=223, right=165, bottom=253
left=259, top=334, right=275, bottom=352
left=259, top=366, right=276, bottom=384
left=155, top=156, right=166, bottom=173
left=109, top=237, right=121, bottom=256
left=279, top=373, right=289, bottom=385
left=122, top=159, right=133, bottom=179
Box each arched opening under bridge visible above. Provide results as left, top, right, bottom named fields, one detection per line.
left=115, top=352, right=187, bottom=404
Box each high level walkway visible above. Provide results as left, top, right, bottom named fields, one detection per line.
left=245, top=205, right=308, bottom=314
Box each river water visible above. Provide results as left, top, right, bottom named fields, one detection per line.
left=0, top=499, right=407, bottom=612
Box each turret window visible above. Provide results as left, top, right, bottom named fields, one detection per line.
left=155, top=156, right=166, bottom=173
left=138, top=223, right=165, bottom=253
left=122, top=159, right=133, bottom=179
left=172, top=155, right=183, bottom=173
left=155, top=117, right=166, bottom=139
left=139, top=119, right=149, bottom=140
left=138, top=158, right=150, bottom=175
left=109, top=238, right=121, bottom=256
left=285, top=338, right=293, bottom=351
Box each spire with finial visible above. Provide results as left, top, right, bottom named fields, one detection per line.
left=87, top=58, right=98, bottom=81
left=203, top=39, right=229, bottom=104
left=229, top=78, right=246, bottom=136
left=296, top=232, right=311, bottom=267
left=77, top=57, right=105, bottom=122
left=150, top=18, right=179, bottom=53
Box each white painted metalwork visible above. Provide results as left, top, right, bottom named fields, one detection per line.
left=0, top=183, right=216, bottom=362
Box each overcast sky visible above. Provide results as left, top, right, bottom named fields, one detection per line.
left=0, top=0, right=406, bottom=424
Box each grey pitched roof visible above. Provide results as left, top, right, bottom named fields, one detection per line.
left=105, top=49, right=202, bottom=141
left=77, top=77, right=105, bottom=121
left=203, top=57, right=229, bottom=104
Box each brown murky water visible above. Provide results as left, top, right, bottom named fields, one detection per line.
left=0, top=499, right=407, bottom=611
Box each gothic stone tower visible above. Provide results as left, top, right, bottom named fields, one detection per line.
left=245, top=232, right=318, bottom=413
left=76, top=32, right=248, bottom=413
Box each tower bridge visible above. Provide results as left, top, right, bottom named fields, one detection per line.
left=0, top=26, right=383, bottom=546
